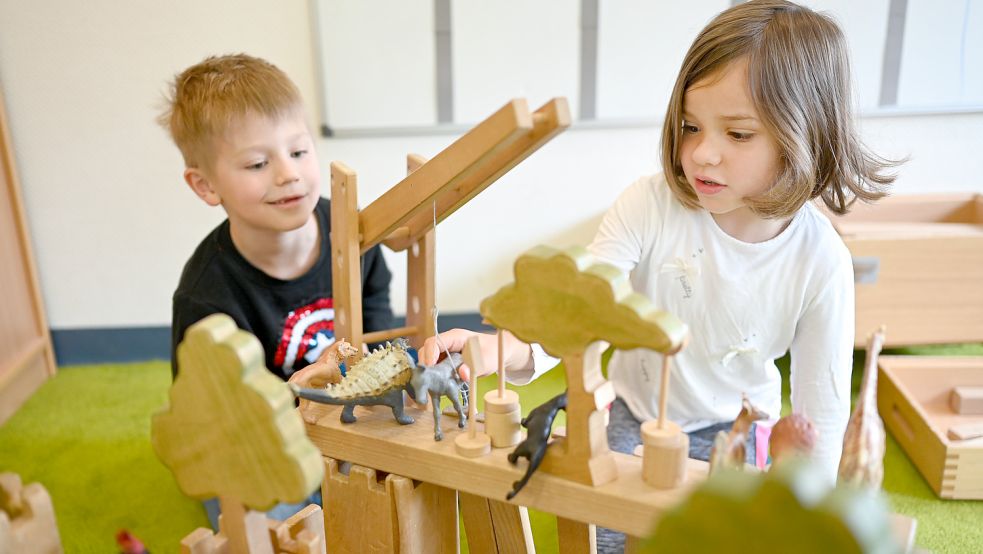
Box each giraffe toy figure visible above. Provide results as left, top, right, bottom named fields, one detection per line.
left=838, top=327, right=887, bottom=489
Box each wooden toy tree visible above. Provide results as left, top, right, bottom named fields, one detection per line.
left=480, top=246, right=688, bottom=487
left=152, top=314, right=326, bottom=553
left=644, top=460, right=900, bottom=553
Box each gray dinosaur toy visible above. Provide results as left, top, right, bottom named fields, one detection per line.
left=411, top=352, right=468, bottom=441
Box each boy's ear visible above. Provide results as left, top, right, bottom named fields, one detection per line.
left=184, top=167, right=222, bottom=207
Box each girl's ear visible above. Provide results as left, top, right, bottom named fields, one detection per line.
left=184, top=167, right=222, bottom=206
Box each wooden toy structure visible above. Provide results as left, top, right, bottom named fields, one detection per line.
left=152, top=98, right=929, bottom=553
left=0, top=472, right=63, bottom=554
left=329, top=97, right=570, bottom=354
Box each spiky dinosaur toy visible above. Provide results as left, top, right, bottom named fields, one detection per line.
left=290, top=338, right=418, bottom=425
left=838, top=327, right=886, bottom=489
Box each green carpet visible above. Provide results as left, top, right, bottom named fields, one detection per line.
left=1, top=345, right=981, bottom=552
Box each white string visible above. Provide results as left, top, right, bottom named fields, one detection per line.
left=429, top=200, right=454, bottom=365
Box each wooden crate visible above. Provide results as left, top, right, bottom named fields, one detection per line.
left=829, top=193, right=983, bottom=347
left=878, top=355, right=983, bottom=499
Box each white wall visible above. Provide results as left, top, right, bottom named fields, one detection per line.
left=1, top=1, right=981, bottom=331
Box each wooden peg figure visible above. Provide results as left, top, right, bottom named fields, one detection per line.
left=483, top=329, right=523, bottom=448
left=640, top=351, right=689, bottom=489
left=456, top=336, right=492, bottom=457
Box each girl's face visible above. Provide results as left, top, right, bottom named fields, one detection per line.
left=679, top=58, right=784, bottom=235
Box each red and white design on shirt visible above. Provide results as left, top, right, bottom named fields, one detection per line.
left=273, top=297, right=335, bottom=372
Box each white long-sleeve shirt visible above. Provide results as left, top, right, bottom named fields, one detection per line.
left=512, top=174, right=854, bottom=481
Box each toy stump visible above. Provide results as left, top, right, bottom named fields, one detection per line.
left=639, top=352, right=688, bottom=489
left=640, top=420, right=689, bottom=489
left=484, top=330, right=522, bottom=448
left=455, top=336, right=491, bottom=457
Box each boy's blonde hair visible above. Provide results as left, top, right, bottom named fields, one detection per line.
left=661, top=0, right=898, bottom=217
left=158, top=54, right=303, bottom=168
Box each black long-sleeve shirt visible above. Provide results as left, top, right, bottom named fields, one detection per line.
left=170, top=197, right=393, bottom=380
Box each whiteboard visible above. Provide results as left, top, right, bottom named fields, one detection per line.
left=314, top=0, right=983, bottom=135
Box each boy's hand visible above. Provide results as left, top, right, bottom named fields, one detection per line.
left=420, top=329, right=533, bottom=382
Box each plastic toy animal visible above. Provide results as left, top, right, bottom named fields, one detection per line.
left=288, top=339, right=360, bottom=424
left=838, top=327, right=886, bottom=489
left=411, top=352, right=467, bottom=441
left=709, top=395, right=769, bottom=474
left=506, top=392, right=567, bottom=500
left=769, top=413, right=818, bottom=467
left=290, top=338, right=417, bottom=425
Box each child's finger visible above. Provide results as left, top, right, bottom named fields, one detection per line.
left=421, top=329, right=471, bottom=365
left=457, top=363, right=471, bottom=382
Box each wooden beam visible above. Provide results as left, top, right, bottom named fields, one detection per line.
left=383, top=98, right=571, bottom=252
left=360, top=99, right=533, bottom=253
left=302, top=403, right=709, bottom=538
left=363, top=326, right=419, bottom=346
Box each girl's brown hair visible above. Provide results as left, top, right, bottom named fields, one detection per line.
left=158, top=54, right=303, bottom=169
left=661, top=0, right=900, bottom=217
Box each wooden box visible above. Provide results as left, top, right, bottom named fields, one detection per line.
left=830, top=193, right=983, bottom=347
left=878, top=355, right=983, bottom=499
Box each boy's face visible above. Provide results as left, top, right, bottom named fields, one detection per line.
left=185, top=109, right=320, bottom=235
left=678, top=58, right=782, bottom=223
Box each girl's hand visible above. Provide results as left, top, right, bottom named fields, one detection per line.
left=420, top=329, right=533, bottom=381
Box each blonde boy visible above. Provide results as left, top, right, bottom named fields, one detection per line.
left=160, top=53, right=393, bottom=382
left=159, top=54, right=393, bottom=526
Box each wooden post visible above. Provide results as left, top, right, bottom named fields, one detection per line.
left=457, top=337, right=491, bottom=457
left=404, top=154, right=436, bottom=351
left=330, top=162, right=364, bottom=353
left=484, top=329, right=522, bottom=448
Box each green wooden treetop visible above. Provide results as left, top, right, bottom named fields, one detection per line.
left=644, top=459, right=900, bottom=553
left=151, top=314, right=324, bottom=510
left=480, top=245, right=688, bottom=358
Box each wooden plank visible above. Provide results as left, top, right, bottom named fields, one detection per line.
left=383, top=99, right=571, bottom=252
left=831, top=192, right=981, bottom=227
left=0, top=88, right=56, bottom=380
left=950, top=386, right=983, bottom=415
left=947, top=422, right=983, bottom=441
left=363, top=326, right=419, bottom=345
left=0, top=338, right=48, bottom=425
left=460, top=493, right=497, bottom=554
left=488, top=500, right=535, bottom=553
left=556, top=517, right=595, bottom=554
left=324, top=460, right=395, bottom=553
left=330, top=162, right=364, bottom=352
left=390, top=480, right=458, bottom=554
left=359, top=99, right=533, bottom=253
left=303, top=402, right=708, bottom=538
